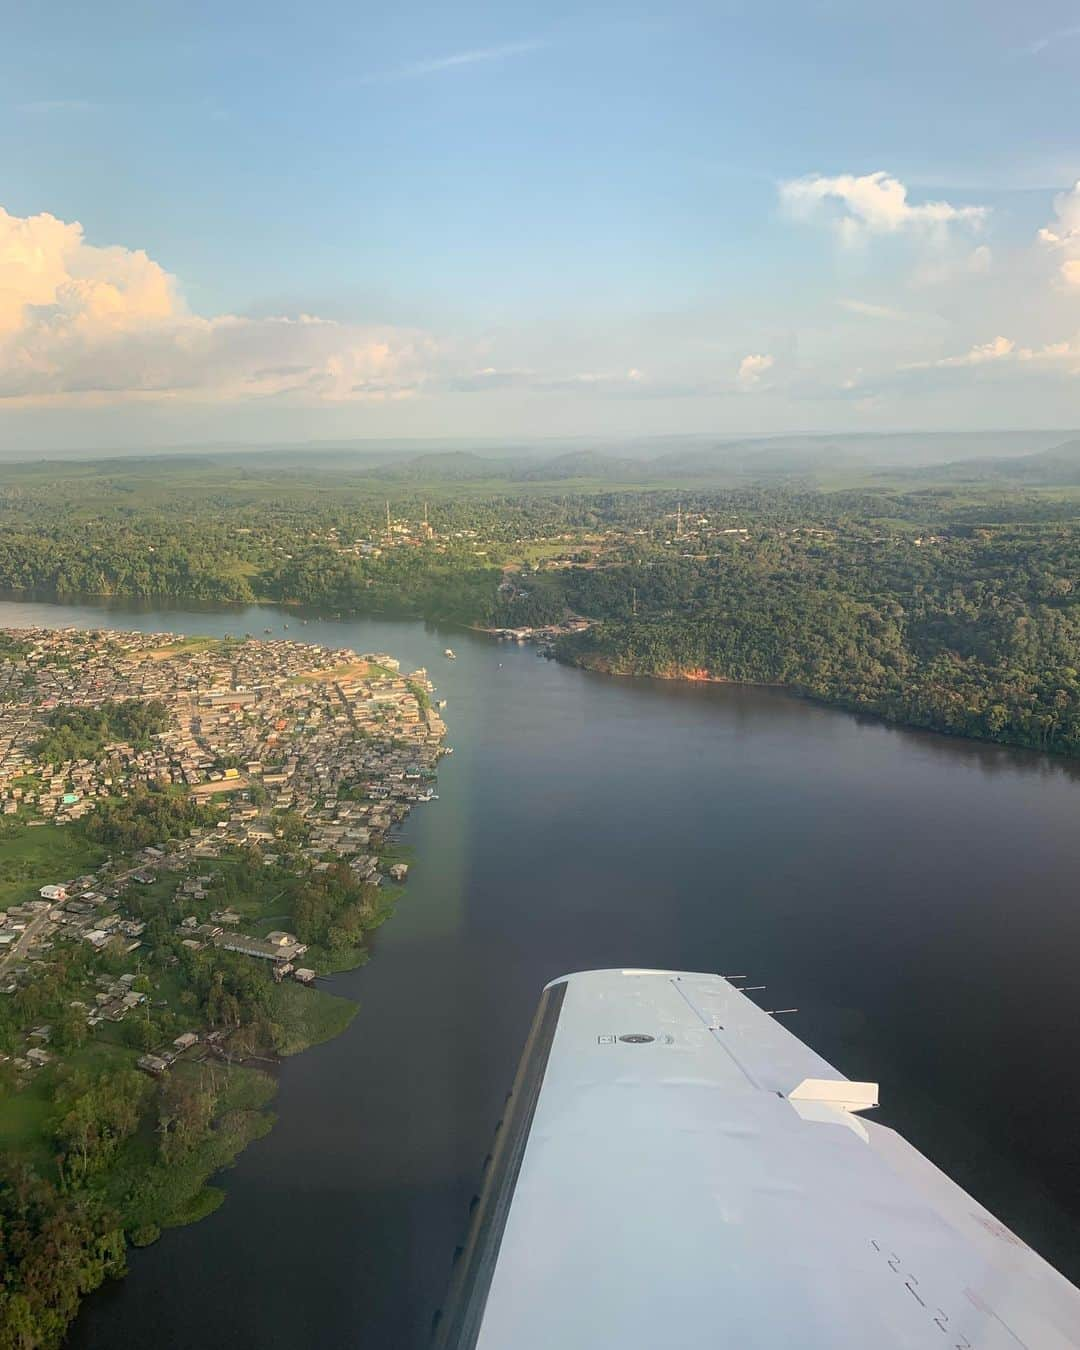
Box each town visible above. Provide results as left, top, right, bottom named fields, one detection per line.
left=0, top=627, right=448, bottom=1082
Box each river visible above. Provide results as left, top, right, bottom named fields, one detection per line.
left=1, top=596, right=1077, bottom=1348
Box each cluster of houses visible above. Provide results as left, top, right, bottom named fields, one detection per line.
left=0, top=626, right=448, bottom=1076
left=0, top=627, right=447, bottom=827
left=0, top=628, right=401, bottom=815
left=0, top=899, right=48, bottom=969
left=492, top=619, right=592, bottom=650
left=136, top=1029, right=206, bottom=1078
left=314, top=511, right=500, bottom=563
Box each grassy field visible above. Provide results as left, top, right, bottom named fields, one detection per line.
left=0, top=822, right=107, bottom=910
left=293, top=658, right=388, bottom=683
left=506, top=538, right=592, bottom=566
left=145, top=635, right=227, bottom=660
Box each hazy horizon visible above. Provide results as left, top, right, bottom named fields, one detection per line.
left=1, top=426, right=1077, bottom=473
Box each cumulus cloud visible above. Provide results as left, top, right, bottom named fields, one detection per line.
left=924, top=335, right=1015, bottom=368
left=0, top=206, right=177, bottom=337
left=736, top=353, right=774, bottom=389
left=780, top=171, right=987, bottom=246
left=0, top=206, right=432, bottom=404
left=905, top=334, right=1080, bottom=375
left=1037, top=180, right=1080, bottom=288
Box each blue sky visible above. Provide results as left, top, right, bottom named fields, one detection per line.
left=2, top=1, right=1080, bottom=448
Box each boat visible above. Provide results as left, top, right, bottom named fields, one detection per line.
left=433, top=968, right=1080, bottom=1349
left=437, top=699, right=447, bottom=709
left=263, top=627, right=272, bottom=634
left=444, top=648, right=457, bottom=659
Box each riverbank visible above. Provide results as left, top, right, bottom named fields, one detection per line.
left=553, top=631, right=1080, bottom=761
left=2, top=572, right=1077, bottom=765
left=0, top=626, right=447, bottom=1349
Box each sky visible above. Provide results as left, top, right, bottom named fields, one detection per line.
left=1, top=0, right=1079, bottom=451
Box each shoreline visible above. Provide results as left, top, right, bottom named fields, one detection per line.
left=0, top=581, right=1074, bottom=765
left=555, top=650, right=1080, bottom=763
left=0, top=580, right=1074, bottom=764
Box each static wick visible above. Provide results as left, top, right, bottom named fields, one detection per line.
left=741, top=985, right=767, bottom=991
left=722, top=974, right=747, bottom=981
left=765, top=1008, right=798, bottom=1016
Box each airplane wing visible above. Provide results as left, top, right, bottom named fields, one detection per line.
left=433, top=968, right=1080, bottom=1349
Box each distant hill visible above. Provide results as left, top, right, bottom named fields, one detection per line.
left=901, top=438, right=1080, bottom=486
left=356, top=431, right=1080, bottom=487
left=367, top=451, right=514, bottom=482
left=509, top=449, right=644, bottom=481
left=4, top=430, right=1077, bottom=488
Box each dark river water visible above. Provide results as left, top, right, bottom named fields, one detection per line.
left=1, top=597, right=1077, bottom=1347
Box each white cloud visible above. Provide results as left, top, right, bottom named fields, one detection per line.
left=927, top=335, right=1015, bottom=368
left=838, top=299, right=911, bottom=320
left=736, top=353, right=774, bottom=389
left=448, top=366, right=534, bottom=392
left=907, top=334, right=1080, bottom=374
left=0, top=206, right=177, bottom=337
left=0, top=206, right=432, bottom=404
left=780, top=171, right=987, bottom=245
left=358, top=40, right=545, bottom=85
left=1024, top=22, right=1080, bottom=56
left=1037, top=180, right=1080, bottom=288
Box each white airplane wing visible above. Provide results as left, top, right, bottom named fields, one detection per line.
left=433, top=968, right=1080, bottom=1349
